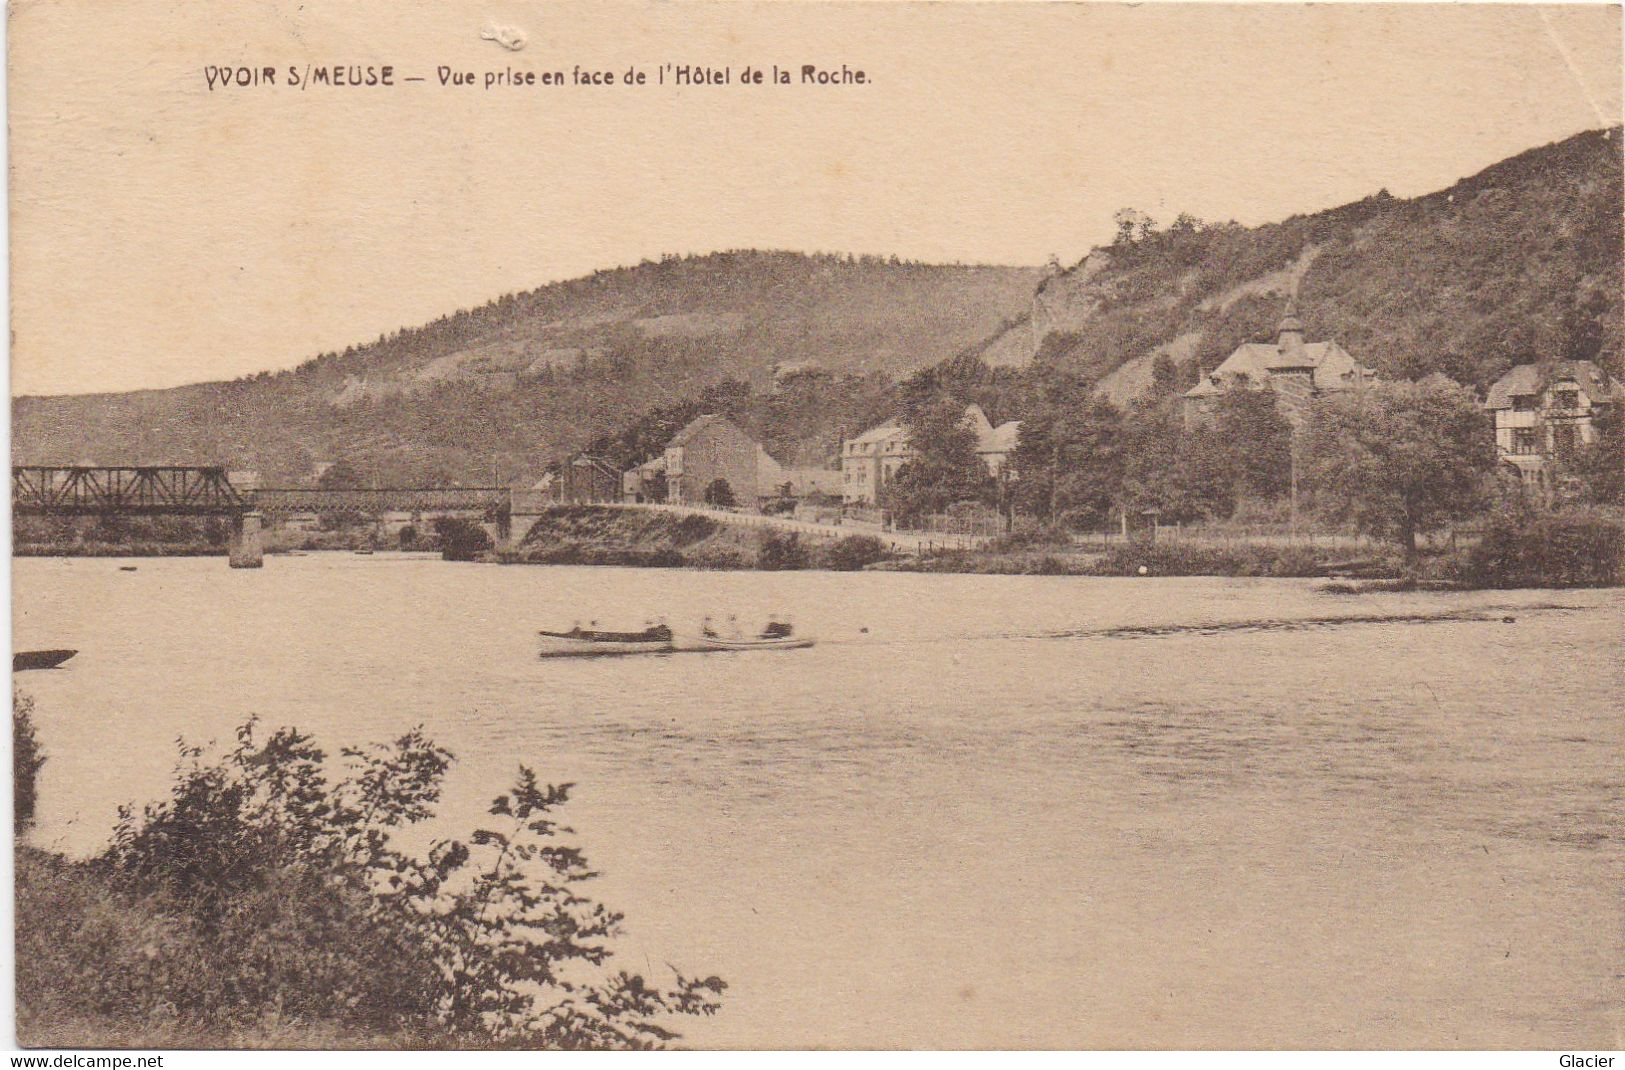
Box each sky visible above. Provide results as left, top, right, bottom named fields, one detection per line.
left=8, top=1, right=1622, bottom=395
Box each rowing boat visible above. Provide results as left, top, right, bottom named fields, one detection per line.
left=537, top=625, right=674, bottom=658
left=14, top=649, right=77, bottom=671
left=684, top=634, right=815, bottom=653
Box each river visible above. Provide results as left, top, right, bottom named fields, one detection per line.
left=12, top=554, right=1625, bottom=1048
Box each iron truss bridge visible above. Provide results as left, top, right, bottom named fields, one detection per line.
left=12, top=466, right=249, bottom=517
left=248, top=486, right=510, bottom=517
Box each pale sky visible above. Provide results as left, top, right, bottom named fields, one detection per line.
left=9, top=1, right=1622, bottom=395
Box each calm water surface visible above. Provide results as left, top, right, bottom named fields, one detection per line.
left=13, top=554, right=1625, bottom=1048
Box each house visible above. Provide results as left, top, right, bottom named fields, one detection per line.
left=840, top=420, right=909, bottom=504
left=972, top=409, right=1021, bottom=478
left=1184, top=302, right=1376, bottom=427
left=1485, top=360, right=1623, bottom=490
left=535, top=453, right=620, bottom=504
left=621, top=456, right=667, bottom=503
left=840, top=404, right=1021, bottom=505
left=662, top=414, right=780, bottom=506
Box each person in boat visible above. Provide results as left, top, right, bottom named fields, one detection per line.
left=701, top=615, right=719, bottom=638
left=761, top=617, right=794, bottom=639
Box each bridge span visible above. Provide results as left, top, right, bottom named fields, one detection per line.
left=12, top=467, right=534, bottom=568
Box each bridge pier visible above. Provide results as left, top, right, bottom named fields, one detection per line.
left=503, top=511, right=545, bottom=552
left=501, top=490, right=548, bottom=553
left=229, top=511, right=263, bottom=569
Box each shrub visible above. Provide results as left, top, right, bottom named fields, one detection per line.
left=20, top=719, right=724, bottom=1049
left=984, top=526, right=1071, bottom=553
left=702, top=479, right=736, bottom=507
left=14, top=690, right=45, bottom=834
left=1091, top=542, right=1328, bottom=578
left=817, top=535, right=887, bottom=571
left=685, top=546, right=749, bottom=570
left=434, top=517, right=493, bottom=561
left=756, top=531, right=809, bottom=570
left=1461, top=506, right=1624, bottom=588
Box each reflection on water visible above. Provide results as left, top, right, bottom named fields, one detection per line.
left=13, top=555, right=1625, bottom=1048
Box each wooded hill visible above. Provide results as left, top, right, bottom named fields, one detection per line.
left=11, top=252, right=1039, bottom=485
left=1027, top=126, right=1622, bottom=402
left=12, top=128, right=1620, bottom=484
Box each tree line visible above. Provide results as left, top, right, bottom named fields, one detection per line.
left=878, top=353, right=1622, bottom=557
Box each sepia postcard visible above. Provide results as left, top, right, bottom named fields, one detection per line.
left=7, top=0, right=1625, bottom=1055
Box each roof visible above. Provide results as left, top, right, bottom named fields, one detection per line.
left=1185, top=338, right=1373, bottom=398
left=848, top=419, right=906, bottom=446
left=1485, top=360, right=1625, bottom=410
left=961, top=404, right=995, bottom=438
left=668, top=413, right=750, bottom=447
left=979, top=420, right=1021, bottom=453
left=1228, top=340, right=1341, bottom=372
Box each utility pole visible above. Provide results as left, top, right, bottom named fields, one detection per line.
left=1290, top=439, right=1300, bottom=538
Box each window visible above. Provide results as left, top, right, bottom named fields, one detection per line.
left=1512, top=394, right=1535, bottom=412
left=1553, top=425, right=1578, bottom=457
left=1552, top=389, right=1579, bottom=410
left=1511, top=428, right=1538, bottom=455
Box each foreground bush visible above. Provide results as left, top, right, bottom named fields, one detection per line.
left=17, top=719, right=723, bottom=1049
left=817, top=535, right=888, bottom=571
left=755, top=531, right=809, bottom=570
left=14, top=690, right=45, bottom=834
left=1460, top=507, right=1625, bottom=588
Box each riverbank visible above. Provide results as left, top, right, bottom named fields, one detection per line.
left=500, top=505, right=1395, bottom=578
left=884, top=539, right=1388, bottom=579
left=500, top=505, right=890, bottom=571
left=19, top=504, right=1619, bottom=588
left=13, top=541, right=224, bottom=557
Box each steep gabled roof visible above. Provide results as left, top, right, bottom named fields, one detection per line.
left=1485, top=360, right=1625, bottom=410
left=1185, top=338, right=1372, bottom=398
left=980, top=420, right=1021, bottom=453
left=668, top=413, right=746, bottom=447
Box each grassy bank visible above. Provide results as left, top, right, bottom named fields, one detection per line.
left=885, top=537, right=1394, bottom=579
left=502, top=506, right=890, bottom=571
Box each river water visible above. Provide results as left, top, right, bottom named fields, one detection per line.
left=13, top=554, right=1625, bottom=1048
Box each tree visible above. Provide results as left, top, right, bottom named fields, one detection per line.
left=1118, top=398, right=1230, bottom=522
left=702, top=478, right=735, bottom=507
left=881, top=396, right=997, bottom=527
left=1148, top=353, right=1180, bottom=396
left=317, top=459, right=366, bottom=490
left=1560, top=405, right=1624, bottom=506
left=1011, top=368, right=1124, bottom=527
left=1211, top=385, right=1293, bottom=500
left=1301, top=378, right=1496, bottom=555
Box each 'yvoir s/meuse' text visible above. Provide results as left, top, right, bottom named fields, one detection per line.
left=204, top=63, right=869, bottom=92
